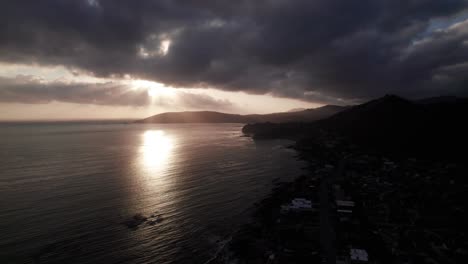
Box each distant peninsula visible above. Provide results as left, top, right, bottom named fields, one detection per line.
left=135, top=105, right=347, bottom=124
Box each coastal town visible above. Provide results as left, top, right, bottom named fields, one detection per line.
left=217, top=131, right=468, bottom=264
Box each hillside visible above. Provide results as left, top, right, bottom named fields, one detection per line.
left=255, top=105, right=347, bottom=123
left=244, top=95, right=468, bottom=160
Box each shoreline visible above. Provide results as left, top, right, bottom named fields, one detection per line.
left=213, top=130, right=468, bottom=263
left=210, top=139, right=328, bottom=263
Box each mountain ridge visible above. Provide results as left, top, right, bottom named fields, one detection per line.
left=242, top=95, right=468, bottom=160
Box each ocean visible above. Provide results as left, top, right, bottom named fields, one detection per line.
left=0, top=123, right=304, bottom=264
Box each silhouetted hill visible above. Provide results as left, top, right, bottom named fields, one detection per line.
left=320, top=95, right=421, bottom=132
left=137, top=105, right=347, bottom=124
left=244, top=95, right=468, bottom=160
left=416, top=96, right=463, bottom=105
left=250, top=105, right=348, bottom=123
left=136, top=111, right=254, bottom=123
left=319, top=95, right=467, bottom=159
left=287, top=108, right=306, bottom=112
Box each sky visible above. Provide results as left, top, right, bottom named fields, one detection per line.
left=1, top=1, right=468, bottom=120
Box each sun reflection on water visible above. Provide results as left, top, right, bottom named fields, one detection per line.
left=132, top=130, right=179, bottom=244
left=141, top=130, right=174, bottom=170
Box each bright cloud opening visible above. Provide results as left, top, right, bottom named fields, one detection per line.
left=131, top=79, right=176, bottom=98
left=159, top=40, right=171, bottom=56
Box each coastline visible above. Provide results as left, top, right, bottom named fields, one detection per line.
left=212, top=128, right=468, bottom=263
left=210, top=137, right=328, bottom=263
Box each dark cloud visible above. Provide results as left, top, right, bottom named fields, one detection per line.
left=0, top=75, right=151, bottom=106
left=1, top=0, right=468, bottom=104
left=0, top=75, right=233, bottom=110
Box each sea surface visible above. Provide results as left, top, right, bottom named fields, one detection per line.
left=0, top=123, right=305, bottom=264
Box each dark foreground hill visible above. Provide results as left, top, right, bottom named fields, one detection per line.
left=243, top=95, right=468, bottom=160
left=254, top=105, right=347, bottom=123
left=136, top=105, right=347, bottom=124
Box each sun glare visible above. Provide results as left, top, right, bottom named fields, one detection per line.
left=131, top=79, right=176, bottom=98
left=141, top=130, right=174, bottom=169
left=148, top=88, right=158, bottom=97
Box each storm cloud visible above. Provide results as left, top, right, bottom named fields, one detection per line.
left=1, top=0, right=468, bottom=104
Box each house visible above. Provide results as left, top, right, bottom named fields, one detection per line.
left=281, top=198, right=314, bottom=213
left=350, top=248, right=368, bottom=262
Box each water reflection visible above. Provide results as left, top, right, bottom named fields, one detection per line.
left=136, top=129, right=177, bottom=206
left=141, top=130, right=174, bottom=170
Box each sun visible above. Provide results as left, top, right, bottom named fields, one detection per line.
left=131, top=79, right=176, bottom=98
left=148, top=88, right=158, bottom=97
